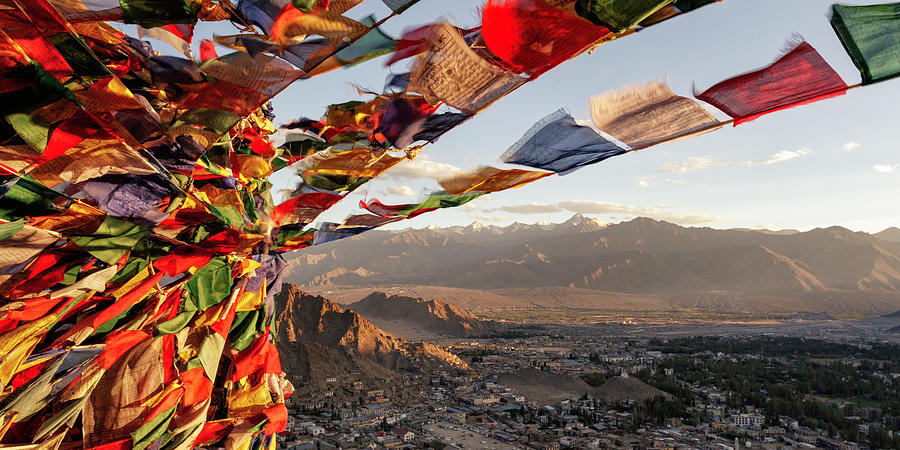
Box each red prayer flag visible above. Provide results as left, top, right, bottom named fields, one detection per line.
left=153, top=246, right=215, bottom=276
left=200, top=39, right=218, bottom=61
left=272, top=192, right=344, bottom=225
left=696, top=40, right=849, bottom=125
left=194, top=421, right=233, bottom=446
left=263, top=403, right=288, bottom=435
left=96, top=330, right=151, bottom=369
left=181, top=366, right=213, bottom=407
left=482, top=0, right=611, bottom=77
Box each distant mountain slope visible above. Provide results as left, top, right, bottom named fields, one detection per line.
left=274, top=284, right=469, bottom=372
left=284, top=216, right=900, bottom=315
left=346, top=292, right=501, bottom=339
left=876, top=227, right=900, bottom=243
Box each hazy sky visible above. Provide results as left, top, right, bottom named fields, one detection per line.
left=176, top=0, right=900, bottom=232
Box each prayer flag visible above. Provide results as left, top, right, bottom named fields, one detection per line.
left=590, top=79, right=721, bottom=148
left=695, top=40, right=849, bottom=125
left=831, top=3, right=900, bottom=85
left=439, top=166, right=553, bottom=195
left=271, top=5, right=368, bottom=45
left=137, top=24, right=194, bottom=58
left=482, top=0, right=611, bottom=77
left=412, top=112, right=471, bottom=143
left=575, top=0, right=674, bottom=33
left=311, top=222, right=375, bottom=245
left=408, top=23, right=529, bottom=113
left=382, top=0, right=421, bottom=13
left=502, top=108, right=627, bottom=173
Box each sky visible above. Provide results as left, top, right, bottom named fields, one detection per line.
left=152, top=0, right=900, bottom=233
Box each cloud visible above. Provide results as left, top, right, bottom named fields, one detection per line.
left=557, top=200, right=725, bottom=225
left=558, top=200, right=637, bottom=215
left=636, top=176, right=655, bottom=188
left=383, top=156, right=460, bottom=180
left=659, top=156, right=725, bottom=174
left=873, top=164, right=897, bottom=173
left=655, top=148, right=813, bottom=176
left=469, top=214, right=509, bottom=223
left=385, top=185, right=416, bottom=197
left=664, top=178, right=687, bottom=185
left=843, top=142, right=860, bottom=151
left=484, top=203, right=562, bottom=214
left=744, top=147, right=812, bottom=166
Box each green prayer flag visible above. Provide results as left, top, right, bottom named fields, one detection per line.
left=575, top=0, right=674, bottom=32
left=0, top=356, right=65, bottom=422
left=71, top=216, right=149, bottom=264
left=302, top=172, right=370, bottom=192
left=229, top=309, right=263, bottom=352
left=173, top=109, right=242, bottom=135
left=292, top=0, right=319, bottom=12
left=0, top=219, right=25, bottom=241
left=33, top=397, right=89, bottom=441
left=154, top=311, right=196, bottom=336
left=831, top=3, right=900, bottom=85
left=197, top=333, right=226, bottom=380
left=335, top=24, right=396, bottom=66
left=131, top=404, right=178, bottom=450
left=119, top=0, right=199, bottom=28
left=674, top=0, right=719, bottom=12
left=184, top=256, right=233, bottom=311
left=0, top=176, right=66, bottom=221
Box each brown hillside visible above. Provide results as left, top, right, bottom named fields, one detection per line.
left=274, top=284, right=469, bottom=372
left=348, top=292, right=500, bottom=338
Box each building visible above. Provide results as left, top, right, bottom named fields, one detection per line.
left=732, top=413, right=764, bottom=428
left=473, top=394, right=500, bottom=406
left=391, top=427, right=414, bottom=442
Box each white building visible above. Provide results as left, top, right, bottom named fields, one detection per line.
left=733, top=413, right=764, bottom=428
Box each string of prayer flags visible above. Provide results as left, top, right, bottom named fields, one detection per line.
left=482, top=0, right=612, bottom=77
left=408, top=22, right=529, bottom=114
left=575, top=0, right=674, bottom=33
left=695, top=40, right=849, bottom=126
left=590, top=79, right=722, bottom=149
left=830, top=2, right=900, bottom=85
left=438, top=166, right=554, bottom=195
left=502, top=108, right=627, bottom=174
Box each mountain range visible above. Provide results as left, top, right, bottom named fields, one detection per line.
left=284, top=216, right=900, bottom=315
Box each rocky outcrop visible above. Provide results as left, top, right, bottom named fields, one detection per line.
left=274, top=284, right=469, bottom=373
